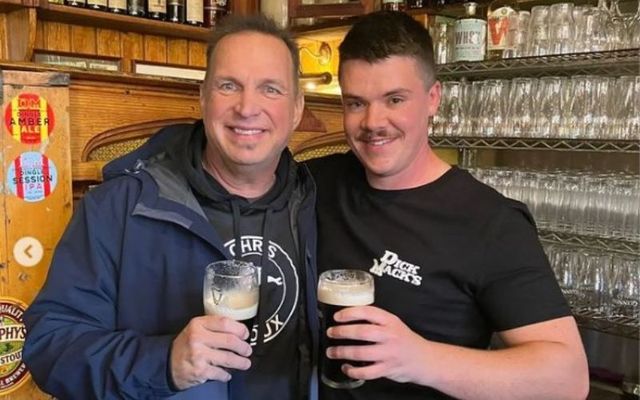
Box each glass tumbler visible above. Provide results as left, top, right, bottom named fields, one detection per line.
left=549, top=3, right=575, bottom=54
left=527, top=6, right=550, bottom=56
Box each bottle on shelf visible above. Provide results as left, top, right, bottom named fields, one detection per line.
left=486, top=0, right=518, bottom=59
left=204, top=0, right=228, bottom=28
left=453, top=2, right=486, bottom=62
left=127, top=0, right=146, bottom=16
left=260, top=0, right=287, bottom=27
left=65, top=0, right=86, bottom=8
left=168, top=0, right=186, bottom=23
left=186, top=0, right=204, bottom=26
left=108, top=0, right=126, bottom=13
left=148, top=0, right=167, bottom=20
left=87, top=0, right=107, bottom=11
left=381, top=0, right=406, bottom=12
left=406, top=0, right=424, bottom=8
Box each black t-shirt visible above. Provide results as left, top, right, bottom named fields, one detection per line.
left=306, top=153, right=571, bottom=400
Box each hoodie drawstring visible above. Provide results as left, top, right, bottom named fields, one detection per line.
left=229, top=198, right=273, bottom=356
left=230, top=200, right=242, bottom=259
left=253, top=207, right=273, bottom=356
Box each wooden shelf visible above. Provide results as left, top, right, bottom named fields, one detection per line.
left=0, top=60, right=201, bottom=90
left=292, top=17, right=355, bottom=40
left=37, top=2, right=212, bottom=41
left=0, top=0, right=24, bottom=12
left=290, top=2, right=365, bottom=18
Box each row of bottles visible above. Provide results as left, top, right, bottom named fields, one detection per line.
left=381, top=0, right=426, bottom=10
left=381, top=0, right=476, bottom=9
left=439, top=0, right=515, bottom=62
left=52, top=0, right=229, bottom=27
left=434, top=0, right=640, bottom=63
left=379, top=0, right=516, bottom=61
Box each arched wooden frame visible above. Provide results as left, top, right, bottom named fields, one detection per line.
left=81, top=118, right=198, bottom=162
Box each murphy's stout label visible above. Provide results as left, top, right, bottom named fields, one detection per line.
left=0, top=298, right=30, bottom=395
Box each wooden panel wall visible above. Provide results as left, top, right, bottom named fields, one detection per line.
left=1, top=70, right=72, bottom=400
left=1, top=7, right=36, bottom=62
left=67, top=78, right=202, bottom=181
left=34, top=21, right=208, bottom=71
left=0, top=13, right=5, bottom=60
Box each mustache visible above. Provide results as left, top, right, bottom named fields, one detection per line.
left=356, top=130, right=394, bottom=141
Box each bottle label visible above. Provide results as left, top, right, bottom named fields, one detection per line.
left=108, top=0, right=125, bottom=8
left=487, top=6, right=514, bottom=51
left=148, top=0, right=166, bottom=13
left=214, top=0, right=227, bottom=5
left=187, top=0, right=203, bottom=22
left=88, top=0, right=107, bottom=6
left=454, top=19, right=486, bottom=61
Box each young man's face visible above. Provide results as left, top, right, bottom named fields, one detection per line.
left=200, top=31, right=304, bottom=173
left=340, top=56, right=441, bottom=189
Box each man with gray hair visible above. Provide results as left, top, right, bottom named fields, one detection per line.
left=24, top=14, right=318, bottom=400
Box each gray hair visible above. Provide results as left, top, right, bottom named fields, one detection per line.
left=204, top=14, right=300, bottom=91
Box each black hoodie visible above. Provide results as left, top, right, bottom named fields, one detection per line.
left=167, top=122, right=310, bottom=400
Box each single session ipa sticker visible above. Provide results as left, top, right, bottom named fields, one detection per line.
left=6, top=152, right=58, bottom=202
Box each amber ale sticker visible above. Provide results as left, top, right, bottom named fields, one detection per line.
left=0, top=297, right=30, bottom=395
left=4, top=93, right=56, bottom=144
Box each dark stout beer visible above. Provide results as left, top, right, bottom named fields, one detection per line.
left=318, top=270, right=374, bottom=389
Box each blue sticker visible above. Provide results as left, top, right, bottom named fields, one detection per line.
left=6, top=152, right=58, bottom=203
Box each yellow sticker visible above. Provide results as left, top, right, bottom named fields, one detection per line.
left=4, top=93, right=55, bottom=144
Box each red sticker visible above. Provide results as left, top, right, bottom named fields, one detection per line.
left=4, top=93, right=55, bottom=144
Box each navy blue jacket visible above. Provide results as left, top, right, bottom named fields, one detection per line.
left=23, top=123, right=319, bottom=399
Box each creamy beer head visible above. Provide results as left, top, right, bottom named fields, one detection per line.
left=318, top=269, right=374, bottom=390
left=317, top=270, right=374, bottom=306
left=203, top=260, right=260, bottom=321
left=204, top=288, right=259, bottom=320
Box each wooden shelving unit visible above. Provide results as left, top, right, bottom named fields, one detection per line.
left=0, top=0, right=24, bottom=12
left=37, top=2, right=212, bottom=41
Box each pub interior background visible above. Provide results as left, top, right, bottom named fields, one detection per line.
left=0, top=0, right=638, bottom=398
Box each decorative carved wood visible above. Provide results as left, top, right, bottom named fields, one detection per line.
left=291, top=130, right=346, bottom=155
left=81, top=117, right=198, bottom=161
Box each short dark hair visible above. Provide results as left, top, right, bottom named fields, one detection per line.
left=204, top=14, right=300, bottom=90
left=338, top=11, right=436, bottom=87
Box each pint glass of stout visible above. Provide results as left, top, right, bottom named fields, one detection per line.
left=318, top=269, right=374, bottom=389
left=203, top=260, right=259, bottom=331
